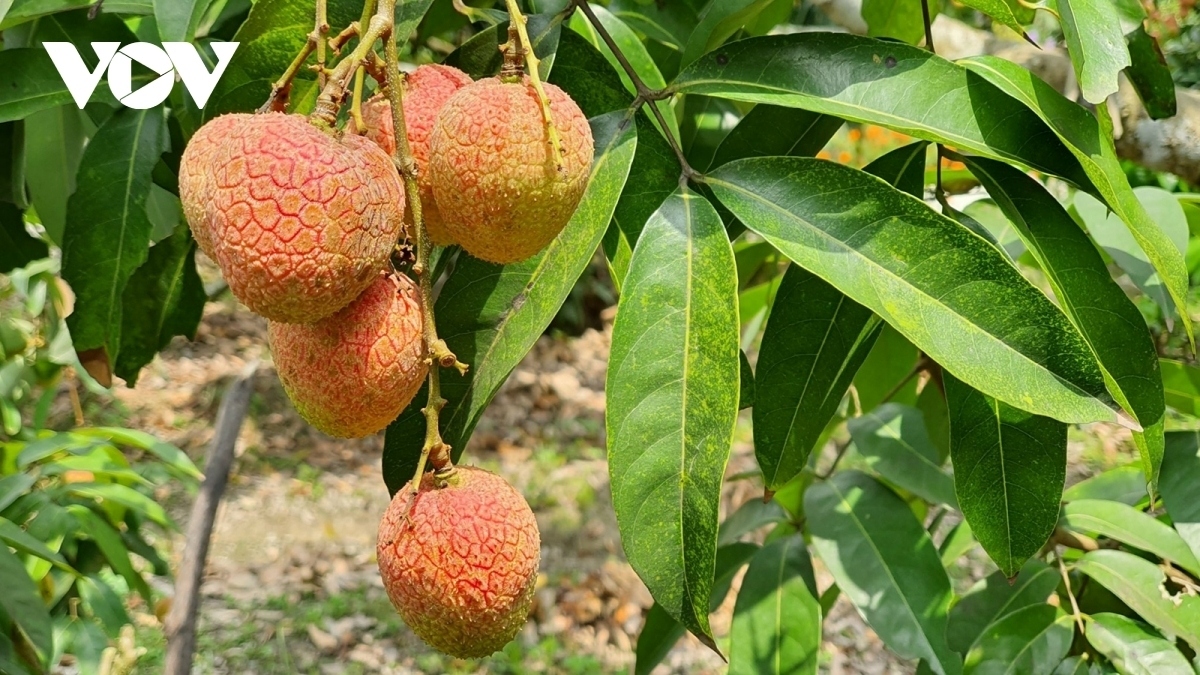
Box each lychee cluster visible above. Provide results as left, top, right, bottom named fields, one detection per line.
left=180, top=56, right=580, bottom=657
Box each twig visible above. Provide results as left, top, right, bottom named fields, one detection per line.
left=572, top=0, right=697, bottom=183
left=502, top=0, right=565, bottom=172
left=310, top=5, right=394, bottom=128
left=377, top=0, right=467, bottom=488
left=164, top=362, right=259, bottom=675
left=1057, top=553, right=1087, bottom=635
left=818, top=438, right=852, bottom=480
left=921, top=0, right=947, bottom=203
left=349, top=0, right=379, bottom=132
left=257, top=2, right=328, bottom=113
left=880, top=355, right=930, bottom=404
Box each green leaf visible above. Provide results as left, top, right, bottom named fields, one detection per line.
left=1072, top=188, right=1188, bottom=331
left=1076, top=548, right=1200, bottom=649
left=76, top=574, right=131, bottom=637
left=1161, top=360, right=1200, bottom=418
left=393, top=0, right=435, bottom=44
left=806, top=471, right=961, bottom=675
left=634, top=542, right=758, bottom=675
left=72, top=427, right=201, bottom=479
left=0, top=0, right=91, bottom=29
left=849, top=403, right=957, bottom=507
left=706, top=157, right=1117, bottom=426
left=955, top=0, right=1033, bottom=36
left=673, top=33, right=1094, bottom=190
left=1086, top=613, right=1196, bottom=675
left=23, top=105, right=86, bottom=246
left=114, top=226, right=206, bottom=387
left=1062, top=499, right=1200, bottom=577
left=204, top=0, right=364, bottom=117
left=863, top=141, right=930, bottom=198
left=61, top=106, right=166, bottom=379
left=0, top=205, right=47, bottom=274
left=0, top=474, right=36, bottom=513
left=0, top=517, right=71, bottom=571
left=947, top=559, right=1060, bottom=654
left=1056, top=0, right=1131, bottom=103
left=738, top=349, right=755, bottom=410
left=1052, top=657, right=1090, bottom=675
left=382, top=112, right=636, bottom=493
left=154, top=0, right=207, bottom=42
left=608, top=0, right=699, bottom=50
left=1062, top=464, right=1147, bottom=506
left=963, top=604, right=1074, bottom=675
left=862, top=0, right=935, bottom=44
left=606, top=187, right=740, bottom=650
left=728, top=536, right=821, bottom=675
left=753, top=265, right=880, bottom=489
left=710, top=105, right=842, bottom=171
left=718, top=497, right=787, bottom=546
left=1123, top=26, right=1176, bottom=120
left=607, top=114, right=677, bottom=289
left=67, top=506, right=152, bottom=603
left=962, top=155, right=1164, bottom=489
left=0, top=544, right=51, bottom=669
left=940, top=520, right=977, bottom=567
left=1161, top=431, right=1200, bottom=562
left=444, top=13, right=564, bottom=81
left=68, top=483, right=171, bottom=528
left=959, top=57, right=1190, bottom=343
left=945, top=372, right=1066, bottom=576
left=853, top=325, right=921, bottom=413
left=681, top=0, right=776, bottom=69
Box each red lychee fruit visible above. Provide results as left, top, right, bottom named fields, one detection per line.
left=428, top=76, right=593, bottom=264
left=377, top=466, right=540, bottom=658
left=268, top=273, right=427, bottom=438
left=361, top=64, right=473, bottom=247
left=180, top=113, right=404, bottom=324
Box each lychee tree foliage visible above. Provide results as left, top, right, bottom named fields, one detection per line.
left=0, top=0, right=1199, bottom=671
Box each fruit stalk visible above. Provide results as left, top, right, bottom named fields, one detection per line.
left=257, top=0, right=328, bottom=113
left=311, top=1, right=395, bottom=127
left=349, top=0, right=378, bottom=132
left=378, top=0, right=466, bottom=481
left=502, top=0, right=565, bottom=172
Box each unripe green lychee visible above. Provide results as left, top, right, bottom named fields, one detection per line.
left=268, top=273, right=427, bottom=438
left=362, top=64, right=472, bottom=247
left=377, top=466, right=540, bottom=658
left=180, top=113, right=404, bottom=324
left=428, top=76, right=593, bottom=264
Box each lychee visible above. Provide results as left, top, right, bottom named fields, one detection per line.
left=180, top=113, right=404, bottom=324
left=268, top=273, right=427, bottom=438
left=428, top=76, right=593, bottom=264
left=362, top=64, right=473, bottom=247
left=377, top=466, right=540, bottom=658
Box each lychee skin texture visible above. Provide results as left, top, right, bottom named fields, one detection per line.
left=377, top=467, right=540, bottom=658
left=268, top=273, right=427, bottom=438
left=180, top=113, right=404, bottom=324
left=429, top=77, right=593, bottom=264
left=362, top=64, right=472, bottom=247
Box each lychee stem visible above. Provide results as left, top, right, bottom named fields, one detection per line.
left=257, top=1, right=328, bottom=113
left=377, top=0, right=467, bottom=486
left=502, top=0, right=566, bottom=174
left=349, top=0, right=378, bottom=133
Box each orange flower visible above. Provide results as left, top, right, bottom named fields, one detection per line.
left=848, top=128, right=862, bottom=143
left=817, top=150, right=832, bottom=160
left=865, top=126, right=886, bottom=143
left=837, top=151, right=853, bottom=164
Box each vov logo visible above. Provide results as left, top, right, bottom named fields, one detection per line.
left=44, top=42, right=239, bottom=109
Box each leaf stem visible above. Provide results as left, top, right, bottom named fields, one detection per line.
left=571, top=0, right=697, bottom=183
